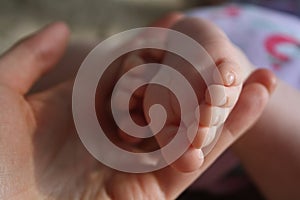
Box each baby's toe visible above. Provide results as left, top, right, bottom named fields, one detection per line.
left=213, top=58, right=242, bottom=87
left=192, top=126, right=208, bottom=148
left=198, top=103, right=230, bottom=126
left=205, top=84, right=241, bottom=107
left=192, top=126, right=218, bottom=149
left=170, top=147, right=204, bottom=172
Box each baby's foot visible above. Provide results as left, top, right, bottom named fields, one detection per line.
left=112, top=17, right=252, bottom=172
left=142, top=18, right=253, bottom=172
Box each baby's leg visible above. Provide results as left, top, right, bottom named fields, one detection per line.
left=113, top=17, right=252, bottom=172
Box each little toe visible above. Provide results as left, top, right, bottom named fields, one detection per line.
left=170, top=147, right=204, bottom=173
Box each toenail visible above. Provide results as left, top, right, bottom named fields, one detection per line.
left=225, top=71, right=235, bottom=86
left=201, top=126, right=217, bottom=147
left=212, top=114, right=220, bottom=125
left=198, top=149, right=204, bottom=160
left=206, top=85, right=227, bottom=106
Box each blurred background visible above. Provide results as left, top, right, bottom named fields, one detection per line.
left=2, top=0, right=297, bottom=53
left=0, top=0, right=207, bottom=53
left=1, top=0, right=299, bottom=53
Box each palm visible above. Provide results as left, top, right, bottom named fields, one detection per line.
left=0, top=80, right=152, bottom=199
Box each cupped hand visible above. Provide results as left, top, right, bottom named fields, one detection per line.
left=0, top=14, right=275, bottom=200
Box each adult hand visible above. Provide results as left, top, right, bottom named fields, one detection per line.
left=0, top=14, right=275, bottom=200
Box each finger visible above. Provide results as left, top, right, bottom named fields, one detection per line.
left=0, top=22, right=70, bottom=94
left=225, top=69, right=277, bottom=137
left=242, top=68, right=277, bottom=94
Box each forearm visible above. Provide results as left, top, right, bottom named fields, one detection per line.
left=232, top=80, right=300, bottom=200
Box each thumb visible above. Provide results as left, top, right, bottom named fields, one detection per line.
left=0, top=22, right=70, bottom=94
